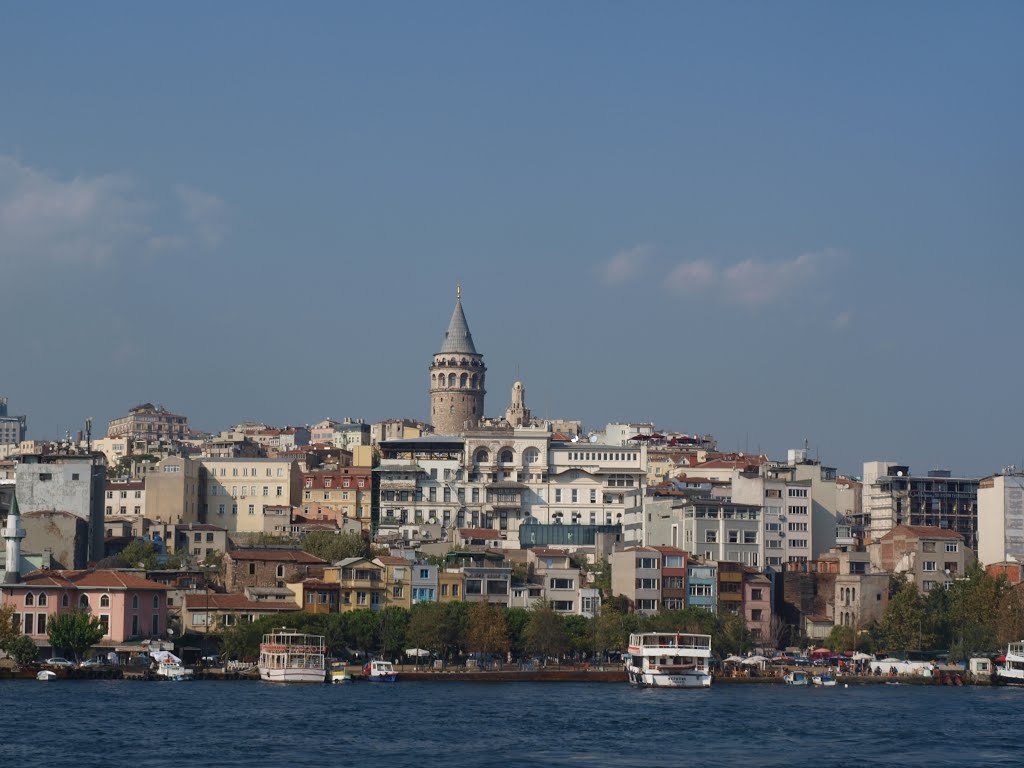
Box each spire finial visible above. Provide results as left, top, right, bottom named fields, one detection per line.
left=457, top=281, right=461, bottom=300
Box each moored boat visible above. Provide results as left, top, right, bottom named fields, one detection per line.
left=784, top=670, right=809, bottom=686
left=995, top=641, right=1024, bottom=686
left=151, top=650, right=193, bottom=681
left=330, top=662, right=352, bottom=684
left=363, top=659, right=398, bottom=682
left=812, top=674, right=837, bottom=687
left=36, top=670, right=57, bottom=682
left=625, top=632, right=712, bottom=688
left=259, top=629, right=326, bottom=683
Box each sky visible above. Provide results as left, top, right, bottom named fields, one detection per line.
left=0, top=2, right=1021, bottom=478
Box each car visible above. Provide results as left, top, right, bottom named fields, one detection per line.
left=44, top=657, right=75, bottom=669
left=79, top=656, right=109, bottom=668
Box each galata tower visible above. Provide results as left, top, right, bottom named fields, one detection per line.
left=430, top=285, right=486, bottom=435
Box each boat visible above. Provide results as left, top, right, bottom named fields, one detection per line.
left=330, top=662, right=352, bottom=684
left=784, top=670, right=809, bottom=685
left=259, top=629, right=326, bottom=683
left=151, top=650, right=193, bottom=681
left=625, top=632, right=713, bottom=688
left=812, top=674, right=837, bottom=687
left=36, top=670, right=57, bottom=682
left=363, top=659, right=398, bottom=682
left=995, top=641, right=1024, bottom=686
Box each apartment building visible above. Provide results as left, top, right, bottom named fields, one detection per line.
left=977, top=472, right=1024, bottom=566
left=198, top=458, right=302, bottom=533
left=731, top=469, right=812, bottom=569
left=0, top=397, right=27, bottom=446
left=300, top=465, right=374, bottom=530
left=144, top=456, right=201, bottom=525
left=871, top=525, right=972, bottom=592
left=107, top=403, right=188, bottom=442
left=104, top=479, right=145, bottom=518
left=610, top=545, right=688, bottom=614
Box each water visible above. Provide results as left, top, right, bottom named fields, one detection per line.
left=0, top=680, right=1020, bottom=768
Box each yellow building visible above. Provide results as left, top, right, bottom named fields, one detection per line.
left=300, top=465, right=374, bottom=531
left=323, top=557, right=385, bottom=612
left=438, top=570, right=464, bottom=602
left=375, top=556, right=413, bottom=610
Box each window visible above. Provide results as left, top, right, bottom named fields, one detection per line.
left=751, top=609, right=763, bottom=621
left=549, top=578, right=575, bottom=590
left=98, top=615, right=110, bottom=636
left=789, top=505, right=808, bottom=515
left=590, top=489, right=596, bottom=504
left=79, top=594, right=90, bottom=608
left=465, top=579, right=482, bottom=595
left=152, top=614, right=160, bottom=635
left=922, top=580, right=936, bottom=592
left=635, top=578, right=659, bottom=590
left=552, top=600, right=574, bottom=612
left=554, top=489, right=561, bottom=503
left=744, top=531, right=757, bottom=544
left=790, top=539, right=808, bottom=548
left=705, top=531, right=717, bottom=543
left=728, top=530, right=739, bottom=543
left=37, top=592, right=47, bottom=607
left=571, top=489, right=578, bottom=503
left=945, top=542, right=959, bottom=553
left=153, top=594, right=160, bottom=609
left=393, top=586, right=403, bottom=598
left=248, top=563, right=256, bottom=576
left=36, top=613, right=46, bottom=635
left=788, top=488, right=808, bottom=498
left=636, top=599, right=658, bottom=611
left=441, top=584, right=448, bottom=597
left=637, top=557, right=658, bottom=569
left=277, top=565, right=285, bottom=578
left=420, top=569, right=430, bottom=579
left=922, top=561, right=937, bottom=572
left=248, top=504, right=255, bottom=515
left=62, top=593, right=69, bottom=608
left=751, top=589, right=763, bottom=601
left=24, top=592, right=34, bottom=606
left=663, top=555, right=684, bottom=568
left=689, top=584, right=713, bottom=597
left=788, top=522, right=808, bottom=532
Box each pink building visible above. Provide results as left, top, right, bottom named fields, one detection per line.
left=1, top=570, right=170, bottom=653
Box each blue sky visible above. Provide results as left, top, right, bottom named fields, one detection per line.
left=1, top=3, right=1021, bottom=477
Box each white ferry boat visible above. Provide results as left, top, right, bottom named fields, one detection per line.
left=363, top=659, right=398, bottom=682
left=996, top=641, right=1024, bottom=686
left=625, top=632, right=713, bottom=688
left=258, top=629, right=326, bottom=683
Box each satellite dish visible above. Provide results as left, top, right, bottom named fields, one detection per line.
left=589, top=435, right=599, bottom=443
left=896, top=471, right=903, bottom=477
left=571, top=436, right=579, bottom=443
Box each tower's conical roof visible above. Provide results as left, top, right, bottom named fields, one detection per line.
left=439, top=287, right=477, bottom=355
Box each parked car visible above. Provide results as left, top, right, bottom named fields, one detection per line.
left=79, top=656, right=109, bottom=668
left=44, top=657, right=75, bottom=669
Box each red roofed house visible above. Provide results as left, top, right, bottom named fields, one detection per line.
left=1, top=569, right=170, bottom=655
left=870, top=525, right=974, bottom=592
left=182, top=590, right=300, bottom=634
left=223, top=548, right=328, bottom=592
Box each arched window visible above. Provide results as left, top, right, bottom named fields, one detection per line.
left=79, top=594, right=90, bottom=609
left=460, top=373, right=468, bottom=387
left=24, top=593, right=34, bottom=606
left=523, top=448, right=540, bottom=465
left=448, top=373, right=456, bottom=387
left=471, top=374, right=478, bottom=388
left=277, top=565, right=285, bottom=578
left=499, top=449, right=513, bottom=464
left=851, top=587, right=856, bottom=602
left=100, top=594, right=111, bottom=609
left=153, top=594, right=160, bottom=609
left=132, top=594, right=139, bottom=609
left=61, top=593, right=69, bottom=608
left=474, top=449, right=489, bottom=465
left=38, top=593, right=47, bottom=607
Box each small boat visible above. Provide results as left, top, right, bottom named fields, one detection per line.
left=259, top=628, right=326, bottom=683
left=330, top=663, right=352, bottom=684
left=36, top=670, right=57, bottom=682
left=995, top=641, right=1024, bottom=686
left=784, top=671, right=809, bottom=686
left=625, top=632, right=713, bottom=688
left=363, top=659, right=398, bottom=682
left=151, top=650, right=193, bottom=681
left=812, top=674, right=837, bottom=687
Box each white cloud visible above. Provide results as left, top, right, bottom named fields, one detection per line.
left=0, top=156, right=151, bottom=268
left=665, top=260, right=716, bottom=295
left=0, top=155, right=227, bottom=269
left=175, top=183, right=227, bottom=249
left=664, top=249, right=840, bottom=307
left=599, top=244, right=653, bottom=284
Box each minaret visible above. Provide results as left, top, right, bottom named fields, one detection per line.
left=429, top=284, right=486, bottom=435
left=2, top=494, right=26, bottom=584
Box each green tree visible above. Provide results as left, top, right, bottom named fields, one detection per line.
left=407, top=602, right=448, bottom=657
left=505, top=607, right=531, bottom=655
left=714, top=612, right=752, bottom=656
left=0, top=605, right=19, bottom=651
left=301, top=531, right=369, bottom=562
left=593, top=605, right=626, bottom=659
left=46, top=610, right=105, bottom=662
left=524, top=602, right=568, bottom=662
left=562, top=615, right=592, bottom=658
left=219, top=620, right=266, bottom=661
left=467, top=602, right=510, bottom=659
left=880, top=577, right=924, bottom=653
left=378, top=606, right=409, bottom=658
left=117, top=539, right=161, bottom=569
left=7, top=635, right=39, bottom=666
left=346, top=609, right=379, bottom=654
left=825, top=624, right=856, bottom=653
left=947, top=563, right=1004, bottom=658
left=996, top=584, right=1024, bottom=647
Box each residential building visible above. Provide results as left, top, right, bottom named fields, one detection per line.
left=198, top=457, right=303, bottom=533
left=107, top=403, right=188, bottom=442
left=527, top=548, right=583, bottom=614
left=376, top=555, right=413, bottom=609
left=871, top=525, right=972, bottom=592
left=730, top=469, right=812, bottom=569
left=648, top=498, right=762, bottom=568
left=1, top=569, right=169, bottom=651
left=861, top=462, right=980, bottom=550
left=223, top=548, right=327, bottom=592
left=826, top=549, right=889, bottom=629
left=144, top=455, right=201, bottom=525
left=15, top=453, right=107, bottom=561
left=717, top=561, right=745, bottom=616
left=0, top=397, right=27, bottom=446
left=610, top=545, right=687, bottom=614
left=411, top=563, right=439, bottom=604
left=183, top=590, right=299, bottom=633
left=687, top=559, right=717, bottom=613
left=288, top=579, right=341, bottom=614
left=460, top=564, right=512, bottom=606
left=977, top=472, right=1024, bottom=566
left=438, top=569, right=463, bottom=602
left=744, top=570, right=772, bottom=643
left=300, top=465, right=374, bottom=530
left=104, top=479, right=146, bottom=519
left=174, top=523, right=228, bottom=561
left=324, top=557, right=386, bottom=612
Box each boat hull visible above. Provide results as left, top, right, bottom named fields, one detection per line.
left=995, top=670, right=1024, bottom=686
left=365, top=674, right=398, bottom=682
left=260, top=667, right=326, bottom=683
left=627, top=667, right=711, bottom=688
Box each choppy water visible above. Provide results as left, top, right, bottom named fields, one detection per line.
left=0, top=680, right=1019, bottom=768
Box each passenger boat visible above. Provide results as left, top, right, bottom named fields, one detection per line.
left=258, top=629, right=326, bottom=683
left=995, top=641, right=1024, bottom=686
left=784, top=670, right=809, bottom=685
left=363, top=659, right=398, bottom=682
left=625, top=632, right=712, bottom=688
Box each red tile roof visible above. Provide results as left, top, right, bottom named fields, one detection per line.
left=182, top=593, right=298, bottom=611
left=375, top=556, right=412, bottom=566
left=14, top=569, right=169, bottom=590
left=881, top=525, right=964, bottom=541
left=226, top=549, right=327, bottom=564
left=457, top=528, right=502, bottom=539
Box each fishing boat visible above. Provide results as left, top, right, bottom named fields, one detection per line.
left=784, top=670, right=809, bottom=686
left=812, top=674, right=837, bottom=687
left=151, top=650, right=193, bottom=681
left=363, top=659, right=398, bottom=682
left=258, top=629, right=326, bottom=683
left=995, top=641, right=1024, bottom=686
left=625, top=632, right=713, bottom=688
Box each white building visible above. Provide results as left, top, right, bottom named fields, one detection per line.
left=197, top=458, right=303, bottom=533
left=977, top=472, right=1024, bottom=566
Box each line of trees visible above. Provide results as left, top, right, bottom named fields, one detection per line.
left=216, top=601, right=754, bottom=662
left=828, top=565, right=1024, bottom=660
left=1, top=605, right=105, bottom=665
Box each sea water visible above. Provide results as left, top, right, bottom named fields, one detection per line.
left=0, top=680, right=1019, bottom=768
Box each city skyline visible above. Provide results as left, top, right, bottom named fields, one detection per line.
left=1, top=3, right=1022, bottom=477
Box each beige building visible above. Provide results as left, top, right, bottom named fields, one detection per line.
left=198, top=457, right=303, bottom=533
left=144, top=456, right=201, bottom=525
left=104, top=479, right=146, bottom=518
left=871, top=525, right=973, bottom=592
left=107, top=403, right=188, bottom=442
left=977, top=473, right=1024, bottom=566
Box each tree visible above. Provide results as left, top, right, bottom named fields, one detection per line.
left=825, top=624, right=856, bottom=653
left=7, top=635, right=39, bottom=666
left=505, top=608, right=531, bottom=655
left=46, top=610, right=105, bottom=662
left=346, top=609, right=380, bottom=654
left=563, top=615, right=592, bottom=658
left=378, top=606, right=409, bottom=658
left=524, top=603, right=568, bottom=663
left=0, top=605, right=19, bottom=652
left=407, top=602, right=448, bottom=658
left=947, top=563, right=1003, bottom=658
left=593, top=605, right=626, bottom=660
left=880, top=577, right=924, bottom=653
left=301, top=531, right=369, bottom=562
left=467, top=602, right=509, bottom=660
left=117, top=539, right=161, bottom=569
left=997, top=584, right=1024, bottom=647
left=714, top=612, right=752, bottom=657
left=765, top=615, right=790, bottom=652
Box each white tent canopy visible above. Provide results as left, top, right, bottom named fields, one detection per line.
left=851, top=652, right=874, bottom=661
left=150, top=650, right=181, bottom=664
left=405, top=648, right=430, bottom=657
left=741, top=655, right=769, bottom=666
left=723, top=655, right=744, bottom=663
